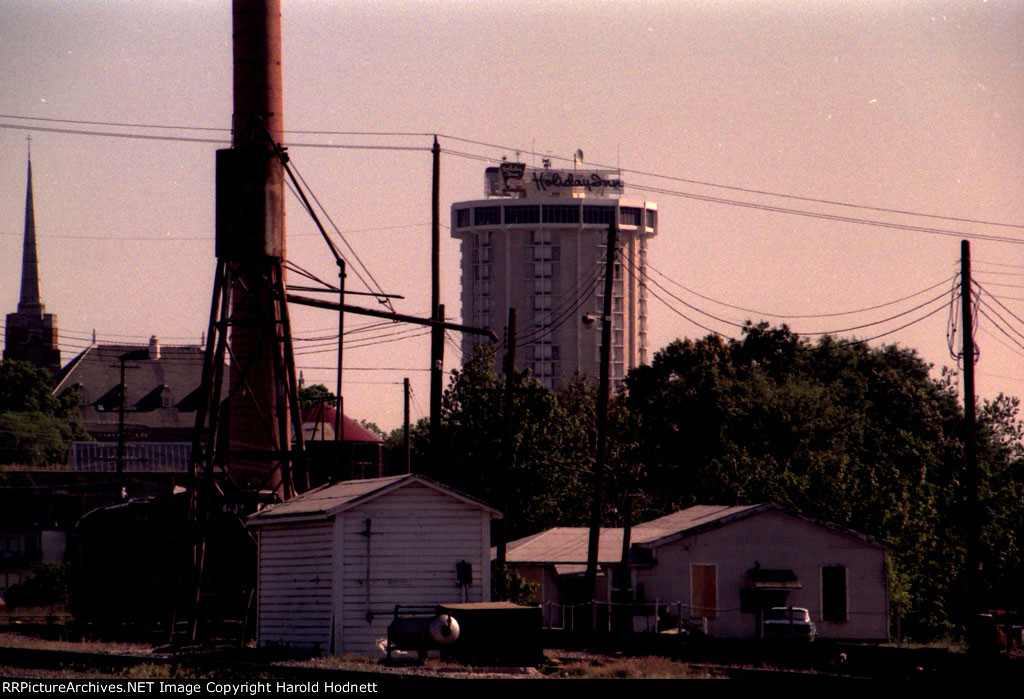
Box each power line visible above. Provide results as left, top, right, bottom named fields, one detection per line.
left=975, top=281, right=1024, bottom=330
left=978, top=308, right=1024, bottom=353
left=0, top=122, right=428, bottom=151
left=438, top=146, right=1024, bottom=246
left=287, top=158, right=396, bottom=312
left=646, top=261, right=955, bottom=321
left=625, top=181, right=1024, bottom=246
left=9, top=112, right=1022, bottom=233
left=433, top=133, right=1024, bottom=230
left=7, top=115, right=1022, bottom=245
left=515, top=265, right=606, bottom=347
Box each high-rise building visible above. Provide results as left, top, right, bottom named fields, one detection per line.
left=451, top=163, right=657, bottom=390
left=4, top=152, right=60, bottom=374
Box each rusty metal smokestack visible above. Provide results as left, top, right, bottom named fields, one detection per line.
left=233, top=0, right=284, bottom=152
left=224, top=0, right=287, bottom=492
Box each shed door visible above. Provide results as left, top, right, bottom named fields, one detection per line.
left=691, top=564, right=717, bottom=619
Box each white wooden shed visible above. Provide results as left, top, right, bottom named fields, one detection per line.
left=247, top=474, right=501, bottom=657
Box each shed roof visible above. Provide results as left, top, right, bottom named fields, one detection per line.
left=632, top=503, right=886, bottom=550
left=500, top=527, right=625, bottom=565
left=504, top=503, right=885, bottom=565
left=247, top=474, right=501, bottom=526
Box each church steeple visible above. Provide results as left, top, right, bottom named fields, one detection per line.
left=4, top=145, right=60, bottom=374
left=18, top=149, right=43, bottom=315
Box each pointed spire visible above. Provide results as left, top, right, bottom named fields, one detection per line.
left=18, top=146, right=43, bottom=316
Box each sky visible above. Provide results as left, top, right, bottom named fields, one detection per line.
left=1, top=0, right=1022, bottom=434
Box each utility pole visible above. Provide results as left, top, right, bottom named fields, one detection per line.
left=496, top=307, right=517, bottom=568
left=430, top=137, right=443, bottom=465
left=335, top=258, right=345, bottom=443
left=584, top=221, right=617, bottom=606
left=615, top=491, right=634, bottom=631
left=961, top=239, right=983, bottom=646
left=117, top=358, right=128, bottom=480
left=111, top=358, right=139, bottom=488
left=403, top=377, right=411, bottom=474
left=430, top=304, right=445, bottom=466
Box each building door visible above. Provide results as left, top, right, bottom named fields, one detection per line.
left=691, top=564, right=717, bottom=619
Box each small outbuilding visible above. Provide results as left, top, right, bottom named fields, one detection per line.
left=506, top=503, right=890, bottom=641
left=248, top=474, right=501, bottom=657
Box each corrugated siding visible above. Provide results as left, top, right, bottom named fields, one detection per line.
left=257, top=520, right=334, bottom=652
left=339, top=482, right=487, bottom=656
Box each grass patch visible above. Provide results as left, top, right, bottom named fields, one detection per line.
left=544, top=655, right=725, bottom=679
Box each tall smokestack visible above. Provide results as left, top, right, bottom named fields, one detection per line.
left=222, top=0, right=288, bottom=492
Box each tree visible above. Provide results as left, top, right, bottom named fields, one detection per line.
left=297, top=383, right=336, bottom=408
left=412, top=347, right=592, bottom=539
left=621, top=322, right=1015, bottom=639
left=0, top=360, right=87, bottom=466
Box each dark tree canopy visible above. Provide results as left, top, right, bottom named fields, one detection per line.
left=0, top=359, right=88, bottom=466
left=389, top=323, right=1023, bottom=639
left=622, top=323, right=1022, bottom=638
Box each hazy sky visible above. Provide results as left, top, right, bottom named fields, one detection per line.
left=2, top=0, right=1022, bottom=432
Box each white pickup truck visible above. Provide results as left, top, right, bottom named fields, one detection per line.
left=763, top=606, right=817, bottom=642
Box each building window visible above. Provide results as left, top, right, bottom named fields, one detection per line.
left=530, top=229, right=552, bottom=245
left=583, top=206, right=614, bottom=225
left=645, top=209, right=657, bottom=229
left=532, top=343, right=558, bottom=360
left=473, top=297, right=494, bottom=315
left=505, top=205, right=540, bottom=224
left=455, top=208, right=471, bottom=228
left=532, top=246, right=559, bottom=262
left=474, top=206, right=501, bottom=226
left=542, top=204, right=580, bottom=224
left=532, top=262, right=553, bottom=278
left=620, top=207, right=642, bottom=227
left=530, top=278, right=555, bottom=295
left=691, top=564, right=717, bottom=619
left=822, top=566, right=848, bottom=622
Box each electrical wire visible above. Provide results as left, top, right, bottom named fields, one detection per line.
left=977, top=300, right=1024, bottom=343
left=286, top=159, right=396, bottom=311
left=975, top=281, right=1024, bottom=328
left=977, top=308, right=1024, bottom=353
left=5, top=113, right=1022, bottom=232
left=618, top=250, right=748, bottom=330
left=645, top=264, right=956, bottom=320
left=515, top=265, right=606, bottom=347
left=0, top=121, right=429, bottom=151
left=434, top=131, right=1024, bottom=231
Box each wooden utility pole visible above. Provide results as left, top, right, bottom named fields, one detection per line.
left=430, top=137, right=443, bottom=463
left=496, top=307, right=517, bottom=568
left=961, top=240, right=983, bottom=642
left=403, top=377, right=411, bottom=474
left=584, top=221, right=617, bottom=603
left=335, top=258, right=345, bottom=442
left=116, top=358, right=128, bottom=480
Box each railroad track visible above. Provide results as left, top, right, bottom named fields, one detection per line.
left=0, top=644, right=429, bottom=681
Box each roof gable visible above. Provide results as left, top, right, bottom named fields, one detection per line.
left=504, top=527, right=624, bottom=565
left=633, top=503, right=886, bottom=550
left=247, top=474, right=501, bottom=525
left=503, top=503, right=886, bottom=564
